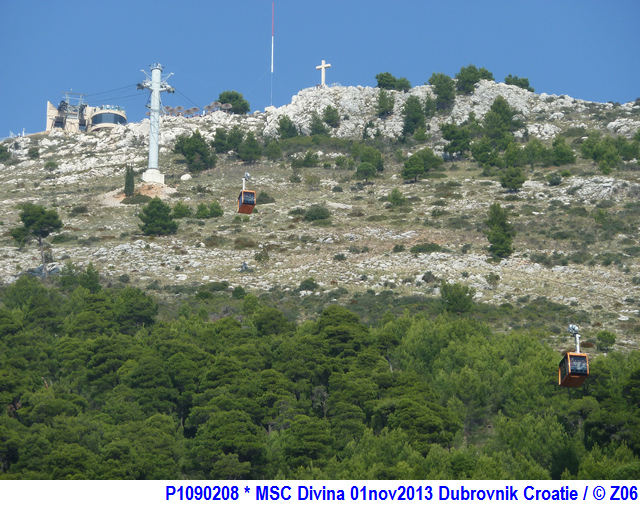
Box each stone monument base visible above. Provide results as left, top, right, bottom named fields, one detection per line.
left=141, top=168, right=165, bottom=185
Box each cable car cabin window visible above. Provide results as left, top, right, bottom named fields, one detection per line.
left=240, top=192, right=255, bottom=205
left=569, top=355, right=588, bottom=375
left=237, top=190, right=256, bottom=214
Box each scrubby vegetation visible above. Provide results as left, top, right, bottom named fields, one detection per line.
left=2, top=63, right=640, bottom=481
left=1, top=274, right=639, bottom=479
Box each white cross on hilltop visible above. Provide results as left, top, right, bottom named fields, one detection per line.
left=316, top=59, right=331, bottom=87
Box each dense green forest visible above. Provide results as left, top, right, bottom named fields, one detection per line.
left=1, top=269, right=639, bottom=480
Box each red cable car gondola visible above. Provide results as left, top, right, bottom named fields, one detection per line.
left=559, top=325, right=589, bottom=388
left=237, top=173, right=255, bottom=214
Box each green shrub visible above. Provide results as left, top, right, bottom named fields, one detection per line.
left=395, top=77, right=411, bottom=92
left=333, top=253, right=346, bottom=261
left=195, top=203, right=210, bottom=219
left=138, top=197, right=178, bottom=235
left=356, top=162, right=376, bottom=181
left=595, top=199, right=615, bottom=209
left=500, top=166, right=526, bottom=192
left=0, top=145, right=11, bottom=162
left=278, top=116, right=298, bottom=139
left=547, top=173, right=562, bottom=186
left=173, top=130, right=216, bottom=173
left=323, top=106, right=340, bottom=128
left=376, top=89, right=395, bottom=118
left=392, top=244, right=405, bottom=253
left=455, top=64, right=494, bottom=94
left=310, top=112, right=329, bottom=136
left=28, top=146, right=39, bottom=159
left=388, top=187, right=407, bottom=207
left=78, top=236, right=101, bottom=246
left=218, top=90, right=250, bottom=114
left=209, top=201, right=224, bottom=218
left=69, top=205, right=89, bottom=216
left=375, top=72, right=397, bottom=90
left=266, top=140, right=282, bottom=160
left=238, top=132, right=262, bottom=162
left=233, top=237, right=257, bottom=250
left=195, top=290, right=214, bottom=300
left=485, top=273, right=500, bottom=288
left=298, top=277, right=319, bottom=291
left=256, top=191, right=276, bottom=204
left=596, top=330, right=616, bottom=351
left=428, top=72, right=456, bottom=111
left=568, top=251, right=592, bottom=264
left=552, top=136, right=576, bottom=166
left=440, top=281, right=476, bottom=312
left=402, top=148, right=443, bottom=182
left=304, top=206, right=331, bottom=222
left=51, top=233, right=78, bottom=244
left=124, top=165, right=135, bottom=197
left=45, top=160, right=58, bottom=172
left=122, top=194, right=152, bottom=205
left=332, top=186, right=343, bottom=192
left=212, top=128, right=228, bottom=153
left=334, top=155, right=347, bottom=169
left=292, top=150, right=320, bottom=168
left=231, top=286, right=246, bottom=299
left=402, top=96, right=426, bottom=136
left=254, top=249, right=269, bottom=262
left=172, top=202, right=192, bottom=219
left=422, top=271, right=438, bottom=283
left=485, top=202, right=515, bottom=258
left=504, top=74, right=534, bottom=92
left=410, top=242, right=442, bottom=254
left=207, top=281, right=230, bottom=291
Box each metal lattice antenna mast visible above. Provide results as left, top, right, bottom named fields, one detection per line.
left=137, top=63, right=174, bottom=184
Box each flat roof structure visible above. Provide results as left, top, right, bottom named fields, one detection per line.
left=46, top=93, right=127, bottom=134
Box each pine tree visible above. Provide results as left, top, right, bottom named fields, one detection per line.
left=239, top=132, right=262, bottom=163
left=485, top=202, right=516, bottom=258
left=124, top=165, right=135, bottom=197
left=376, top=89, right=395, bottom=118
left=138, top=197, right=178, bottom=236
left=310, top=113, right=329, bottom=136
left=10, top=204, right=63, bottom=277
left=402, top=96, right=426, bottom=136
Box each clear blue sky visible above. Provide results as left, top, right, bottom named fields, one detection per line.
left=1, top=0, right=638, bottom=136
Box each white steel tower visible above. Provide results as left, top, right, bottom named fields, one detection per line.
left=137, top=63, right=174, bottom=184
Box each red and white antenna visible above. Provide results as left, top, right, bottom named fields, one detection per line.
left=271, top=1, right=274, bottom=106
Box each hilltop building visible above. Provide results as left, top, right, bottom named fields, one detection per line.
left=46, top=92, right=127, bottom=134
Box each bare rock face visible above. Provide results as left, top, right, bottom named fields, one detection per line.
left=18, top=80, right=630, bottom=177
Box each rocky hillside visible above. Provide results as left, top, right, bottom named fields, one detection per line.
left=1, top=80, right=639, bottom=351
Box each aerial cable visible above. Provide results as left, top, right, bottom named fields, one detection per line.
left=90, top=92, right=145, bottom=103
left=85, top=84, right=138, bottom=98
left=246, top=68, right=271, bottom=95
left=175, top=89, right=201, bottom=110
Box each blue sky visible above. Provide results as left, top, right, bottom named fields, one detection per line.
left=1, top=0, right=638, bottom=136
